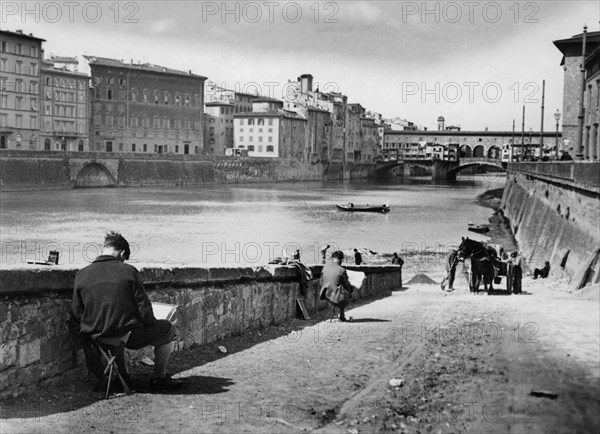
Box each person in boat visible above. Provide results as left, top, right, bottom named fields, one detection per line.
left=293, top=249, right=301, bottom=260
left=354, top=248, right=363, bottom=265
left=320, top=251, right=354, bottom=322
left=533, top=261, right=550, bottom=279
left=440, top=249, right=459, bottom=292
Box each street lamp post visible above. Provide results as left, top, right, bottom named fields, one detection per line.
left=554, top=109, right=561, bottom=159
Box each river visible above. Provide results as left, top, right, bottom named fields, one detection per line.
left=0, top=174, right=506, bottom=268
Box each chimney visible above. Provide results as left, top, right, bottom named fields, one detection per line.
left=437, top=116, right=445, bottom=131
left=300, top=74, right=313, bottom=93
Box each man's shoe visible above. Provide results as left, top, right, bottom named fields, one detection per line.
left=149, top=374, right=184, bottom=391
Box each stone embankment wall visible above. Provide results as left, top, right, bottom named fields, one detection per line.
left=0, top=151, right=376, bottom=191
left=0, top=264, right=399, bottom=398
left=502, top=162, right=600, bottom=288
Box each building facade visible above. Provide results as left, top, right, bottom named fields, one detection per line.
left=204, top=101, right=234, bottom=155
left=233, top=97, right=306, bottom=158
left=85, top=56, right=206, bottom=155
left=383, top=129, right=561, bottom=161
left=583, top=44, right=600, bottom=160
left=554, top=30, right=600, bottom=155
left=40, top=57, right=90, bottom=152
left=0, top=30, right=44, bottom=150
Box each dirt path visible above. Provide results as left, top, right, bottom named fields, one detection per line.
left=2, top=274, right=598, bottom=434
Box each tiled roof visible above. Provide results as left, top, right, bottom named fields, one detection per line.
left=0, top=30, right=46, bottom=42
left=252, top=96, right=283, bottom=103
left=51, top=56, right=78, bottom=63
left=83, top=55, right=207, bottom=80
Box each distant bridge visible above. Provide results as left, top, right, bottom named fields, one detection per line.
left=374, top=157, right=506, bottom=180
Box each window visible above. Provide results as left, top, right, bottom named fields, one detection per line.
left=248, top=119, right=255, bottom=125
left=258, top=136, right=263, bottom=142
left=118, top=78, right=126, bottom=87
left=15, top=97, right=22, bottom=110
left=248, top=145, right=255, bottom=151
left=143, top=89, right=148, bottom=102
left=119, top=143, right=123, bottom=152
left=30, top=63, right=37, bottom=75
left=30, top=46, right=37, bottom=57
left=267, top=145, right=274, bottom=152
left=249, top=136, right=253, bottom=142
left=107, top=89, right=113, bottom=100
left=154, top=90, right=159, bottom=104
left=0, top=135, right=6, bottom=148
left=175, top=94, right=180, bottom=105
left=106, top=141, right=113, bottom=152
left=164, top=92, right=169, bottom=104
left=239, top=119, right=244, bottom=125
left=239, top=136, right=244, bottom=142
left=268, top=119, right=273, bottom=126
left=132, top=143, right=136, bottom=152
left=257, top=118, right=264, bottom=125
left=78, top=140, right=84, bottom=151
left=0, top=95, right=6, bottom=108
left=0, top=41, right=6, bottom=53
left=0, top=58, right=6, bottom=71
left=16, top=44, right=22, bottom=55
left=131, top=87, right=137, bottom=102
left=30, top=81, right=37, bottom=93
left=175, top=145, right=179, bottom=153
left=30, top=116, right=37, bottom=129
left=143, top=144, right=147, bottom=152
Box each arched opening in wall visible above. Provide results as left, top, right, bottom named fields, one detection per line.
left=44, top=138, right=51, bottom=150
left=459, top=145, right=472, bottom=158
left=487, top=145, right=501, bottom=159
left=473, top=145, right=484, bottom=158
left=74, top=162, right=117, bottom=188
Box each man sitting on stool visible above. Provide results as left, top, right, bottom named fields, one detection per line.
left=320, top=251, right=354, bottom=321
left=72, top=231, right=183, bottom=390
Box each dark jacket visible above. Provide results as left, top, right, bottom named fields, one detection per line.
left=320, top=262, right=353, bottom=308
left=72, top=255, right=156, bottom=339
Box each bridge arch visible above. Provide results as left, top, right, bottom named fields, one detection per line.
left=447, top=160, right=506, bottom=177
left=74, top=162, right=117, bottom=188
left=460, top=145, right=472, bottom=158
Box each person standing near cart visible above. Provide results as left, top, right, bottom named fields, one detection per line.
left=440, top=249, right=459, bottom=292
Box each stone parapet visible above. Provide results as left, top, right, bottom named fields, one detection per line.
left=0, top=264, right=399, bottom=398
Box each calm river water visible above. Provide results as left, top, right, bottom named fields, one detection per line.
left=0, top=175, right=506, bottom=268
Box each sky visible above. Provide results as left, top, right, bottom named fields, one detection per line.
left=2, top=0, right=599, bottom=131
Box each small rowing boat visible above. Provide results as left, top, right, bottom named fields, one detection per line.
left=468, top=223, right=490, bottom=233
left=337, top=203, right=390, bottom=213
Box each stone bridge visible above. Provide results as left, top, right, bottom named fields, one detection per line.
left=0, top=150, right=324, bottom=190
left=374, top=157, right=506, bottom=180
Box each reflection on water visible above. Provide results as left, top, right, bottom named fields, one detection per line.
left=0, top=175, right=506, bottom=267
